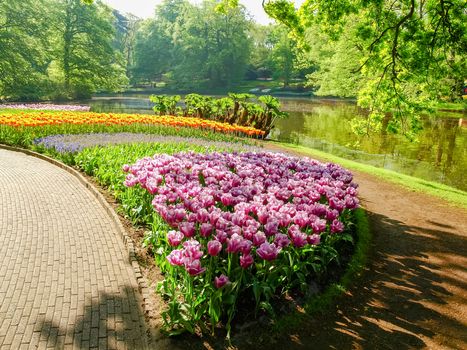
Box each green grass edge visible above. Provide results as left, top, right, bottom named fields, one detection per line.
left=276, top=142, right=467, bottom=209
left=271, top=208, right=371, bottom=334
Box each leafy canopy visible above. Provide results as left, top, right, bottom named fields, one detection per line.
left=264, top=0, right=467, bottom=138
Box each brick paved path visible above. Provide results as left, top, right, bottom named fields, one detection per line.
left=0, top=149, right=149, bottom=349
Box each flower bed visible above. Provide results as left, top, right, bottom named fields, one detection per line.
left=34, top=133, right=262, bottom=154
left=0, top=110, right=264, bottom=137
left=0, top=103, right=90, bottom=111
left=123, top=151, right=359, bottom=336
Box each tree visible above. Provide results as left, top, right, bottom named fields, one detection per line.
left=263, top=0, right=467, bottom=138
left=131, top=0, right=187, bottom=83
left=1, top=0, right=128, bottom=101
left=59, top=0, right=128, bottom=98
left=0, top=0, right=54, bottom=100
left=113, top=10, right=140, bottom=79
left=247, top=23, right=274, bottom=79
left=175, top=0, right=251, bottom=88
left=131, top=0, right=251, bottom=90
left=303, top=14, right=364, bottom=97
left=267, top=25, right=297, bottom=87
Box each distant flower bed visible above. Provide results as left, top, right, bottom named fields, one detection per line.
left=124, top=151, right=359, bottom=336
left=0, top=110, right=263, bottom=137
left=0, top=103, right=90, bottom=111
left=34, top=133, right=262, bottom=153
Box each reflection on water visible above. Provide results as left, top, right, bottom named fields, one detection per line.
left=82, top=95, right=466, bottom=191
left=85, top=96, right=154, bottom=115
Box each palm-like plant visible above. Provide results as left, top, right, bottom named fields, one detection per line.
left=212, top=97, right=234, bottom=122
left=184, top=93, right=214, bottom=119
left=150, top=95, right=181, bottom=115
left=149, top=93, right=288, bottom=137
left=227, top=93, right=255, bottom=124
left=257, top=95, right=288, bottom=137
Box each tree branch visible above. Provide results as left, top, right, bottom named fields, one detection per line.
left=390, top=0, right=415, bottom=83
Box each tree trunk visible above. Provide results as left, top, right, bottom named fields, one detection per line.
left=63, top=2, right=74, bottom=91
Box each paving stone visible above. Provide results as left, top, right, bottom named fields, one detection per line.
left=0, top=150, right=149, bottom=349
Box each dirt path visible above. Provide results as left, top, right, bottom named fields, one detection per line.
left=266, top=144, right=467, bottom=349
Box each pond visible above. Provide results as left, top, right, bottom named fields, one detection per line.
left=80, top=95, right=466, bottom=192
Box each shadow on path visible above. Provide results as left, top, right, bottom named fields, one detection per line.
left=37, top=286, right=150, bottom=349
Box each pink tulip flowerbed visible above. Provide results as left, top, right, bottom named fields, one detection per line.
left=123, top=151, right=359, bottom=336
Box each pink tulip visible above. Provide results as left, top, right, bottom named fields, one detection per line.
left=200, top=223, right=213, bottom=238
left=185, top=259, right=206, bottom=276
left=240, top=254, right=254, bottom=269
left=240, top=239, right=253, bottom=255
left=216, top=230, right=228, bottom=244
left=311, top=218, right=327, bottom=234
left=256, top=242, right=280, bottom=261
left=167, top=230, right=184, bottom=247
left=325, top=209, right=339, bottom=221
left=196, top=208, right=210, bottom=223
left=307, top=234, right=321, bottom=246
left=214, top=274, right=230, bottom=288
left=345, top=196, right=359, bottom=209
left=166, top=249, right=184, bottom=266
left=123, top=174, right=138, bottom=187
left=253, top=232, right=267, bottom=247
left=289, top=226, right=307, bottom=248
left=274, top=233, right=290, bottom=248
left=179, top=222, right=196, bottom=238
left=331, top=219, right=345, bottom=233
left=257, top=209, right=269, bottom=225
left=182, top=239, right=203, bottom=260
left=227, top=233, right=244, bottom=253
left=264, top=220, right=279, bottom=236
left=293, top=211, right=309, bottom=228
left=207, top=240, right=222, bottom=256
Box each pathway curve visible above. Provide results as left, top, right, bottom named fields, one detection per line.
left=0, top=149, right=148, bottom=349
left=267, top=144, right=467, bottom=350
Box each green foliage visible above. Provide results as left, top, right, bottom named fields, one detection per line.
left=303, top=15, right=365, bottom=97
left=131, top=0, right=251, bottom=89
left=215, top=0, right=239, bottom=14
left=1, top=0, right=303, bottom=101
left=0, top=0, right=55, bottom=100
left=0, top=0, right=128, bottom=101
left=60, top=0, right=128, bottom=98
left=184, top=94, right=215, bottom=119
left=150, top=95, right=181, bottom=116
left=273, top=208, right=370, bottom=334
left=263, top=0, right=304, bottom=37
left=267, top=26, right=300, bottom=87
left=263, top=0, right=467, bottom=138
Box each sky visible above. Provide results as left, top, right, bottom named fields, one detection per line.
left=102, top=0, right=305, bottom=25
